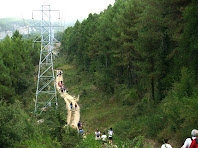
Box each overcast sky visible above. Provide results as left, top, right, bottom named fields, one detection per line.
left=0, top=0, right=115, bottom=23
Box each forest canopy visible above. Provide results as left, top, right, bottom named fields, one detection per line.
left=60, top=0, right=198, bottom=145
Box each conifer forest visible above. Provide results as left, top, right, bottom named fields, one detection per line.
left=0, top=0, right=198, bottom=147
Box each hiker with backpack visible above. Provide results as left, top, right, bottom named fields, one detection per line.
left=181, top=129, right=198, bottom=148
left=189, top=138, right=198, bottom=148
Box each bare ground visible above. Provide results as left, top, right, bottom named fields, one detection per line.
left=56, top=70, right=80, bottom=128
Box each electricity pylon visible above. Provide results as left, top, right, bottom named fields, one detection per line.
left=33, top=5, right=60, bottom=113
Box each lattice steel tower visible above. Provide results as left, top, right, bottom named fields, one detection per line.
left=33, top=5, right=60, bottom=113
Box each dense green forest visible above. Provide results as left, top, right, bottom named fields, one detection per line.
left=60, top=0, right=198, bottom=146
left=1, top=0, right=198, bottom=147
left=0, top=31, right=84, bottom=148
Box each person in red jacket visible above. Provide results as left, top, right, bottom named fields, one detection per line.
left=190, top=138, right=198, bottom=148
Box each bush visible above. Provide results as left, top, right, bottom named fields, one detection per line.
left=0, top=100, right=35, bottom=147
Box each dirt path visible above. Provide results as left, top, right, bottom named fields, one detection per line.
left=56, top=70, right=80, bottom=128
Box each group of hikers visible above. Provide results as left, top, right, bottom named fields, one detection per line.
left=57, top=70, right=69, bottom=93
left=57, top=71, right=67, bottom=93
left=77, top=121, right=114, bottom=145
left=70, top=102, right=78, bottom=110
left=95, top=128, right=114, bottom=145
left=56, top=70, right=198, bottom=147
left=77, top=121, right=114, bottom=144
left=57, top=80, right=67, bottom=93
left=161, top=129, right=198, bottom=148
left=57, top=70, right=62, bottom=76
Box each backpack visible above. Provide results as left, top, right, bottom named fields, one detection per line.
left=190, top=138, right=198, bottom=148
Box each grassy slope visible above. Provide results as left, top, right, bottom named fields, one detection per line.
left=57, top=64, right=122, bottom=129
left=55, top=61, right=161, bottom=147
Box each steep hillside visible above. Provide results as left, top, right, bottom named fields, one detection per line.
left=59, top=0, right=198, bottom=147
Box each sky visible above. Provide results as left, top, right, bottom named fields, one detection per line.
left=0, top=0, right=115, bottom=23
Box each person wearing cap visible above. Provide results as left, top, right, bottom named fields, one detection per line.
left=181, top=129, right=198, bottom=148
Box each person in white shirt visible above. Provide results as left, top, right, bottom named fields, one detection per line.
left=108, top=127, right=114, bottom=144
left=181, top=129, right=198, bottom=148
left=95, top=129, right=101, bottom=140
left=161, top=139, right=172, bottom=148
left=101, top=132, right=107, bottom=144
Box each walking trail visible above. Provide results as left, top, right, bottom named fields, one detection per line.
left=55, top=70, right=80, bottom=128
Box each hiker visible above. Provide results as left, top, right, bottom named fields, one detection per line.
left=161, top=139, right=172, bottom=148
left=79, top=128, right=84, bottom=135
left=70, top=102, right=73, bottom=110
left=181, top=129, right=198, bottom=148
left=190, top=137, right=198, bottom=148
left=95, top=129, right=101, bottom=140
left=101, top=131, right=107, bottom=144
left=77, top=121, right=81, bottom=129
left=75, top=104, right=77, bottom=110
left=108, top=127, right=114, bottom=144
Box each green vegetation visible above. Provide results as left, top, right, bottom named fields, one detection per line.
left=0, top=31, right=84, bottom=148
left=59, top=0, right=198, bottom=147
left=1, top=0, right=198, bottom=147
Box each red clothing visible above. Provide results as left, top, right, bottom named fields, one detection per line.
left=190, top=138, right=198, bottom=148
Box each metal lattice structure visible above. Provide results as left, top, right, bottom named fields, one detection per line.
left=33, top=5, right=60, bottom=113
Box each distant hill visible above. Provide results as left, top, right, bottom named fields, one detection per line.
left=0, top=17, right=74, bottom=40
